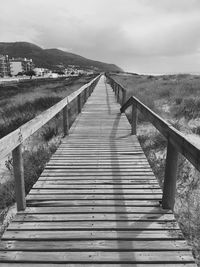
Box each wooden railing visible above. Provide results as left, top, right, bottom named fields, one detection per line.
left=0, top=74, right=101, bottom=211
left=106, top=74, right=200, bottom=210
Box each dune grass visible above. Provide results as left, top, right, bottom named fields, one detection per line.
left=111, top=73, right=200, bottom=119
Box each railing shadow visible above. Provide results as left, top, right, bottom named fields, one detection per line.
left=105, top=78, right=111, bottom=115
left=108, top=97, right=163, bottom=263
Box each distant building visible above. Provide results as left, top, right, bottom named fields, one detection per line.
left=10, top=58, right=34, bottom=76
left=10, top=61, right=23, bottom=76
left=23, top=58, right=34, bottom=73
left=33, top=67, right=50, bottom=76
left=49, top=73, right=59, bottom=78
left=0, top=55, right=10, bottom=77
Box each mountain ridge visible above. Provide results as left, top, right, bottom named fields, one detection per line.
left=0, top=42, right=123, bottom=72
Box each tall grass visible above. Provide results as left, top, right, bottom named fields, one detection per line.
left=0, top=74, right=96, bottom=139
left=173, top=97, right=200, bottom=120
left=111, top=73, right=200, bottom=119
left=0, top=141, right=58, bottom=209
left=0, top=96, right=62, bottom=138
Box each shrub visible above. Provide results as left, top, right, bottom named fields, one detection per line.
left=23, top=144, right=57, bottom=193
left=192, top=126, right=200, bottom=135
left=0, top=180, right=15, bottom=209
left=173, top=97, right=200, bottom=120
left=41, top=126, right=59, bottom=141
left=175, top=97, right=183, bottom=105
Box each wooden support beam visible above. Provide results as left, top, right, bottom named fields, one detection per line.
left=62, top=106, right=69, bottom=136
left=122, top=90, right=126, bottom=106
left=77, top=94, right=81, bottom=113
left=131, top=104, right=137, bottom=135
left=162, top=141, right=178, bottom=210
left=84, top=89, right=87, bottom=103
left=12, top=144, right=26, bottom=211
left=117, top=86, right=120, bottom=103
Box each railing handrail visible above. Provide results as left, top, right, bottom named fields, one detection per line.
left=0, top=74, right=101, bottom=161
left=106, top=73, right=200, bottom=210
left=121, top=95, right=200, bottom=173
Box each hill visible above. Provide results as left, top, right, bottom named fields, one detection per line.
left=0, top=42, right=123, bottom=72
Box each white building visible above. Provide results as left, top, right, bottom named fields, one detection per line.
left=10, top=61, right=23, bottom=76
left=33, top=68, right=50, bottom=76
left=9, top=58, right=34, bottom=76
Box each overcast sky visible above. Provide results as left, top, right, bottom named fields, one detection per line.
left=1, top=0, right=200, bottom=74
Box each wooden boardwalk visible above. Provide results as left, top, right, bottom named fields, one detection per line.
left=0, top=76, right=196, bottom=266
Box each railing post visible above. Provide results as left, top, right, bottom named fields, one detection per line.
left=89, top=85, right=92, bottom=96
left=63, top=106, right=69, bottom=136
left=78, top=94, right=81, bottom=113
left=117, top=86, right=120, bottom=103
left=162, top=141, right=178, bottom=210
left=122, top=90, right=126, bottom=106
left=84, top=88, right=87, bottom=103
left=131, top=103, right=137, bottom=135
left=12, top=144, right=26, bottom=211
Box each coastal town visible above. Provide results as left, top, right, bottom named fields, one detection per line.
left=0, top=54, right=94, bottom=83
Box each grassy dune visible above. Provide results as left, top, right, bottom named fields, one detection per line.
left=110, top=72, right=200, bottom=264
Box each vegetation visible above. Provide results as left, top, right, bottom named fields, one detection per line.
left=110, top=72, right=200, bottom=265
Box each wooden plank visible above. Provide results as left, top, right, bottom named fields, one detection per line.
left=26, top=195, right=162, bottom=200
left=0, top=264, right=197, bottom=267
left=7, top=221, right=179, bottom=230
left=32, top=184, right=160, bottom=189
left=29, top=188, right=162, bottom=194
left=13, top=213, right=176, bottom=222
left=0, top=240, right=189, bottom=251
left=18, top=206, right=169, bottom=214
left=34, top=180, right=159, bottom=184
left=25, top=199, right=160, bottom=207
left=2, top=230, right=183, bottom=240
left=0, top=251, right=194, bottom=263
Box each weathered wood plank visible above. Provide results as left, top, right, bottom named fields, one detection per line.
left=17, top=206, right=170, bottom=214
left=26, top=194, right=162, bottom=200
left=32, top=184, right=160, bottom=189
left=25, top=199, right=160, bottom=207
left=13, top=213, right=176, bottom=221
left=2, top=230, right=183, bottom=240
left=0, top=264, right=197, bottom=267
left=7, top=221, right=179, bottom=230
left=0, top=240, right=189, bottom=251
left=29, top=188, right=163, bottom=194
left=0, top=251, right=194, bottom=263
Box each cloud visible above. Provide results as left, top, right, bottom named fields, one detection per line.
left=1, top=0, right=200, bottom=73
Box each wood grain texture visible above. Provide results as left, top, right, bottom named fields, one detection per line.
left=0, top=75, right=196, bottom=266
